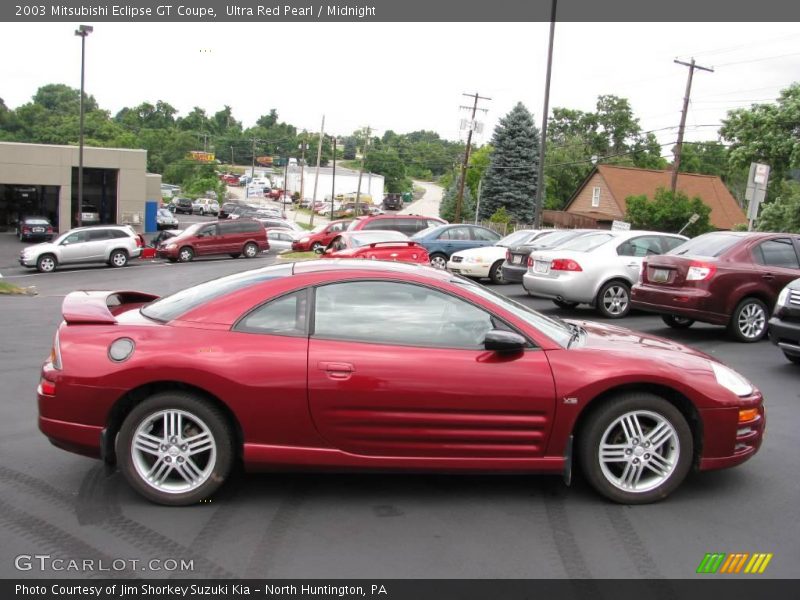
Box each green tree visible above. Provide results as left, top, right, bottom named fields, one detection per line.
left=439, top=182, right=475, bottom=223
left=678, top=141, right=729, bottom=177
left=466, top=144, right=493, bottom=199
left=343, top=136, right=357, bottom=160
left=479, top=102, right=540, bottom=222
left=366, top=147, right=409, bottom=193
left=757, top=180, right=800, bottom=233
left=625, top=188, right=713, bottom=237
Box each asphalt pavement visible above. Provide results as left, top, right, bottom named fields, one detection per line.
left=0, top=260, right=797, bottom=580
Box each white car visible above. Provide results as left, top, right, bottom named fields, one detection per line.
left=192, top=198, right=219, bottom=216
left=447, top=229, right=543, bottom=284
left=523, top=230, right=688, bottom=318
left=267, top=228, right=300, bottom=251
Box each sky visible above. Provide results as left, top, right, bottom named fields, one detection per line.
left=1, top=21, right=799, bottom=160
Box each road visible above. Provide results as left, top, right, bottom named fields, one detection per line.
left=0, top=263, right=797, bottom=580
left=401, top=180, right=443, bottom=218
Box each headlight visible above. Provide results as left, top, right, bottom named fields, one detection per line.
left=776, top=287, right=789, bottom=308
left=710, top=362, right=753, bottom=397
left=300, top=237, right=310, bottom=243
left=464, top=256, right=483, bottom=264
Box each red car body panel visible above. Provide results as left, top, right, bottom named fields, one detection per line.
left=322, top=241, right=430, bottom=264
left=632, top=232, right=800, bottom=325
left=38, top=261, right=764, bottom=477
left=291, top=219, right=353, bottom=252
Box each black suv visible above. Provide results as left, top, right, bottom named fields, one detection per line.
left=382, top=193, right=404, bottom=211
left=171, top=197, right=194, bottom=215
left=769, top=277, right=800, bottom=364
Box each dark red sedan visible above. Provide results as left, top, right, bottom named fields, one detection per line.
left=632, top=232, right=800, bottom=342
left=319, top=231, right=429, bottom=264
left=39, top=261, right=764, bottom=506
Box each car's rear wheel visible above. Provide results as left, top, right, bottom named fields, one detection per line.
left=579, top=392, right=693, bottom=504
left=489, top=260, right=505, bottom=284
left=596, top=280, right=631, bottom=318
left=243, top=242, right=259, bottom=258
left=782, top=352, right=800, bottom=365
left=430, top=253, right=447, bottom=270
left=36, top=254, right=57, bottom=273
left=661, top=314, right=694, bottom=329
left=553, top=299, right=579, bottom=309
left=116, top=392, right=235, bottom=506
left=109, top=249, right=128, bottom=268
left=728, top=297, right=768, bottom=342
left=178, top=247, right=194, bottom=263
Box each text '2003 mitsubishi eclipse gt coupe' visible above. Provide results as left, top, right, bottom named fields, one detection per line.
left=38, top=261, right=764, bottom=505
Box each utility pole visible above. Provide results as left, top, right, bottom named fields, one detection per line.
left=533, top=0, right=557, bottom=229
left=355, top=126, right=372, bottom=217
left=230, top=146, right=234, bottom=166
left=474, top=178, right=483, bottom=225
left=456, top=92, right=491, bottom=223
left=296, top=133, right=306, bottom=222
left=670, top=58, right=714, bottom=194
left=331, top=137, right=337, bottom=219
left=248, top=138, right=257, bottom=200
left=309, top=115, right=325, bottom=227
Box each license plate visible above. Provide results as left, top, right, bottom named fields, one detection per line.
left=534, top=260, right=549, bottom=274
left=651, top=268, right=669, bottom=283
left=512, top=255, right=522, bottom=265
left=33, top=227, right=44, bottom=232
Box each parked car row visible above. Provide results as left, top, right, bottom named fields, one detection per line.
left=19, top=225, right=143, bottom=272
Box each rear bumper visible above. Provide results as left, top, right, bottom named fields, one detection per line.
left=501, top=263, right=527, bottom=283
left=522, top=272, right=595, bottom=303
left=768, top=316, right=800, bottom=356
left=631, top=284, right=729, bottom=325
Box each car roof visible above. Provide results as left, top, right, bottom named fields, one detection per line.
left=292, top=258, right=450, bottom=280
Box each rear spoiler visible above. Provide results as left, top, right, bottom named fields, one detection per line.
left=62, top=290, right=160, bottom=325
left=367, top=241, right=422, bottom=248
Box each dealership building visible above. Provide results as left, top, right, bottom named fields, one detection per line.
left=0, top=142, right=161, bottom=233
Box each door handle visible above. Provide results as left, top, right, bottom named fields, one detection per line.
left=762, top=273, right=775, bottom=281
left=318, top=361, right=354, bottom=380
left=626, top=262, right=639, bottom=268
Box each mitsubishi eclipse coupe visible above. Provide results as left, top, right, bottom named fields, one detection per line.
left=38, top=260, right=764, bottom=506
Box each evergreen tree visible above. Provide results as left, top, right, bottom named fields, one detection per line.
left=479, top=103, right=540, bottom=222
left=439, top=181, right=475, bottom=223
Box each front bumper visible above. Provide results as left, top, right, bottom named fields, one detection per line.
left=698, top=401, right=765, bottom=471
left=19, top=255, right=37, bottom=267
left=447, top=260, right=490, bottom=278
left=631, top=284, right=729, bottom=325
left=768, top=316, right=800, bottom=357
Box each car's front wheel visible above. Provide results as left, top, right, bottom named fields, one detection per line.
left=729, top=297, right=768, bottom=342
left=311, top=242, right=323, bottom=253
left=579, top=392, right=693, bottom=504
left=661, top=314, right=695, bottom=329
left=109, top=249, right=128, bottom=268
left=243, top=242, right=259, bottom=258
left=178, top=247, right=194, bottom=263
left=429, top=253, right=447, bottom=270
left=36, top=254, right=57, bottom=273
left=116, top=392, right=235, bottom=506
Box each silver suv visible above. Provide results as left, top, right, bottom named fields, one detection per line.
left=19, top=225, right=142, bottom=273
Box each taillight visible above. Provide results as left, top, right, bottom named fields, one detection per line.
left=527, top=256, right=533, bottom=267
left=686, top=261, right=716, bottom=281
left=136, top=236, right=144, bottom=248
left=639, top=260, right=647, bottom=284
left=506, top=250, right=512, bottom=262
left=47, top=227, right=53, bottom=233
left=39, top=378, right=56, bottom=396
left=550, top=258, right=583, bottom=272
left=23, top=227, right=31, bottom=233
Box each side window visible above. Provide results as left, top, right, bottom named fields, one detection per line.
left=218, top=222, right=234, bottom=235
left=63, top=231, right=87, bottom=244
left=330, top=222, right=345, bottom=233
left=439, top=227, right=471, bottom=241
left=472, top=228, right=500, bottom=242
left=362, top=219, right=385, bottom=231
left=313, top=281, right=495, bottom=349
left=235, top=290, right=309, bottom=336
left=88, top=229, right=110, bottom=241
left=427, top=219, right=443, bottom=229
left=755, top=238, right=800, bottom=269
left=618, top=236, right=663, bottom=257
left=661, top=236, right=686, bottom=253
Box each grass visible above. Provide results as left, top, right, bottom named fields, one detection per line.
left=278, top=251, right=319, bottom=261
left=0, top=281, right=32, bottom=295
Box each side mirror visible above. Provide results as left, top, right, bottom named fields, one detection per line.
left=484, top=330, right=527, bottom=353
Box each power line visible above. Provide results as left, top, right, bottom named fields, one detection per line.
left=455, top=92, right=491, bottom=223
left=715, top=51, right=800, bottom=67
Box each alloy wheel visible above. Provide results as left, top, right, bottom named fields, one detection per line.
left=737, top=302, right=766, bottom=340
left=602, top=284, right=629, bottom=317
left=430, top=255, right=447, bottom=270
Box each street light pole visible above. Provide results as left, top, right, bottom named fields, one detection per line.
left=74, top=25, right=93, bottom=228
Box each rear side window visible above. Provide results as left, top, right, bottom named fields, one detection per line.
left=235, top=290, right=309, bottom=336
left=364, top=218, right=396, bottom=231
left=668, top=233, right=740, bottom=258
left=754, top=238, right=800, bottom=269
left=87, top=230, right=110, bottom=241
left=617, top=235, right=665, bottom=257
left=472, top=228, right=502, bottom=242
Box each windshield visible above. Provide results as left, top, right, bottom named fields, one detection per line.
left=557, top=232, right=615, bottom=252
left=157, top=209, right=172, bottom=217
left=534, top=229, right=588, bottom=249
left=668, top=233, right=740, bottom=258
left=452, top=278, right=572, bottom=348
left=141, top=264, right=294, bottom=322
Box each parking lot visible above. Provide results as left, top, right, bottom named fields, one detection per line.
left=0, top=254, right=797, bottom=579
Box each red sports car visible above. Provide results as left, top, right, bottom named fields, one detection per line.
left=319, top=231, right=429, bottom=264
left=38, top=261, right=764, bottom=506
left=292, top=219, right=353, bottom=252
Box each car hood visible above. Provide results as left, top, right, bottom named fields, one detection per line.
left=570, top=319, right=718, bottom=363
left=451, top=246, right=507, bottom=261
left=21, top=241, right=58, bottom=254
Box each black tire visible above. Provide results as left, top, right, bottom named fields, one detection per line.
left=728, top=297, right=769, bottom=343
left=116, top=391, right=235, bottom=506
left=36, top=253, right=57, bottom=273
left=109, top=249, right=128, bottom=268
left=596, top=280, right=631, bottom=319
left=243, top=242, right=259, bottom=258
left=489, top=260, right=506, bottom=285
left=429, top=253, right=447, bottom=270
left=661, top=314, right=695, bottom=329
left=178, top=246, right=194, bottom=263
left=553, top=299, right=579, bottom=309
left=782, top=352, right=800, bottom=365
left=167, top=258, right=178, bottom=263
left=229, top=253, right=241, bottom=259
left=579, top=392, right=693, bottom=504
left=199, top=208, right=204, bottom=216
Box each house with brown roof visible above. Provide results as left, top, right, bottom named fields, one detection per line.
left=563, top=165, right=746, bottom=230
